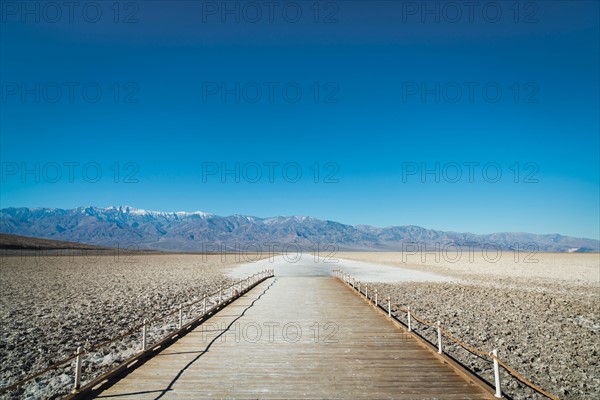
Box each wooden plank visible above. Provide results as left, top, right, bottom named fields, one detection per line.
left=90, top=277, right=495, bottom=399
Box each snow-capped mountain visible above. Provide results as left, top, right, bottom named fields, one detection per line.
left=0, top=206, right=598, bottom=252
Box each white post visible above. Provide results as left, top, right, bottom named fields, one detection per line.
left=387, top=297, right=391, bottom=317
left=219, top=287, right=223, bottom=303
left=493, top=349, right=502, bottom=398
left=72, top=346, right=82, bottom=393
left=142, top=319, right=148, bottom=351
left=203, top=294, right=207, bottom=314
left=238, top=279, right=242, bottom=292
left=407, top=306, right=412, bottom=332
left=374, top=289, right=378, bottom=306
left=365, top=285, right=368, bottom=299
left=178, top=304, right=183, bottom=329
left=358, top=281, right=361, bottom=294
left=437, top=321, right=442, bottom=354
left=352, top=278, right=355, bottom=288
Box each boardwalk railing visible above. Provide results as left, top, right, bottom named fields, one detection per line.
left=332, top=269, right=560, bottom=400
left=0, top=269, right=275, bottom=397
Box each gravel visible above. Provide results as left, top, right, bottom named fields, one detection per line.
left=0, top=254, right=254, bottom=399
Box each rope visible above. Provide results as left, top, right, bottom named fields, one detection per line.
left=338, top=275, right=560, bottom=400
left=0, top=352, right=79, bottom=394
left=493, top=354, right=560, bottom=400
left=437, top=325, right=491, bottom=359
left=0, top=272, right=271, bottom=394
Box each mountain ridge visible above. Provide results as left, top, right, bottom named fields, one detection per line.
left=1, top=206, right=598, bottom=253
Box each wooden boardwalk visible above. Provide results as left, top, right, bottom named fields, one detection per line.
left=93, top=277, right=494, bottom=399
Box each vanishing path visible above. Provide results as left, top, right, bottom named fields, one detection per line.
left=94, top=277, right=493, bottom=399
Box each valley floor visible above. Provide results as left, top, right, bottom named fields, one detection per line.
left=335, top=252, right=600, bottom=400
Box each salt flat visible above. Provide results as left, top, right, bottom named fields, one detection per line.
left=228, top=253, right=453, bottom=282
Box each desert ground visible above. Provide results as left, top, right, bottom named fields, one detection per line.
left=0, top=253, right=266, bottom=399
left=333, top=251, right=600, bottom=400
left=0, top=250, right=598, bottom=399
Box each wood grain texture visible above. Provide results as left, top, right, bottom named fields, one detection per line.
left=94, top=277, right=493, bottom=399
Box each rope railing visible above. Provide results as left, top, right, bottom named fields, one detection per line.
left=0, top=269, right=275, bottom=396
left=332, top=269, right=560, bottom=400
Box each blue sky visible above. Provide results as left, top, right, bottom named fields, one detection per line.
left=1, top=1, right=599, bottom=239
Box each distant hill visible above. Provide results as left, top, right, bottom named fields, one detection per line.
left=0, top=233, right=113, bottom=250
left=1, top=206, right=598, bottom=253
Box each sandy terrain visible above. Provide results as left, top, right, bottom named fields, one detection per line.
left=335, top=252, right=600, bottom=400
left=0, top=253, right=265, bottom=399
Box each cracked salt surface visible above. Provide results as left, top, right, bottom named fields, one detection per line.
left=228, top=254, right=454, bottom=283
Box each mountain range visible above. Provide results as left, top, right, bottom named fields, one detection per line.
left=0, top=206, right=598, bottom=252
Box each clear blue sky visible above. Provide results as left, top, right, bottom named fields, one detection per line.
left=1, top=1, right=599, bottom=239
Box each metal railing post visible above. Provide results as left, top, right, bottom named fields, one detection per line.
left=437, top=321, right=442, bottom=354
left=178, top=304, right=183, bottom=329
left=72, top=346, right=82, bottom=393
left=142, top=319, right=148, bottom=351
left=407, top=306, right=412, bottom=332
left=493, top=349, right=502, bottom=398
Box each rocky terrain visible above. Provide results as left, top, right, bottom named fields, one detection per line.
left=337, top=252, right=600, bottom=400
left=0, top=253, right=263, bottom=399
left=2, top=206, right=598, bottom=252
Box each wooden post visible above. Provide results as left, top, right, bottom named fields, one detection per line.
left=72, top=346, right=82, bottom=393
left=358, top=281, right=361, bottom=294
left=142, top=319, right=148, bottom=351
left=437, top=321, right=442, bottom=354
left=219, top=287, right=223, bottom=304
left=352, top=278, right=355, bottom=288
left=178, top=304, right=183, bottom=329
left=493, top=349, right=502, bottom=398
left=407, top=307, right=412, bottom=332
left=365, top=285, right=368, bottom=299
left=387, top=297, right=391, bottom=317
left=374, top=289, right=378, bottom=306
left=202, top=294, right=207, bottom=314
